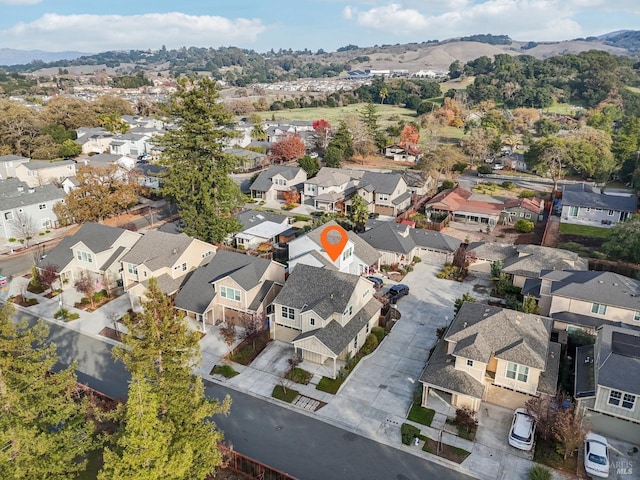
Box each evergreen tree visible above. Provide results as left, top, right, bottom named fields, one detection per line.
left=0, top=302, right=95, bottom=479
left=359, top=102, right=380, bottom=137
left=349, top=194, right=369, bottom=231
left=158, top=77, right=244, bottom=243
left=103, top=279, right=230, bottom=480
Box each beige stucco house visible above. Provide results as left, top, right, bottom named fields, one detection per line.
left=420, top=302, right=560, bottom=412
left=174, top=250, right=285, bottom=332
left=249, top=165, right=307, bottom=202
left=270, top=264, right=382, bottom=378
left=120, top=230, right=216, bottom=307
left=15, top=160, right=77, bottom=187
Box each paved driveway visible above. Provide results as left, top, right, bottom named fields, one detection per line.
left=317, top=263, right=493, bottom=438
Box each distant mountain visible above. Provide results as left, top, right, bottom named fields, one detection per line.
left=597, top=30, right=633, bottom=40
left=0, top=48, right=92, bottom=66
left=601, top=30, right=640, bottom=52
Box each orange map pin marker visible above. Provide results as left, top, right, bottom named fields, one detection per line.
left=320, top=224, right=349, bottom=262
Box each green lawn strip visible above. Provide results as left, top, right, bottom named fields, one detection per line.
left=285, top=367, right=313, bottom=385
left=316, top=376, right=343, bottom=394
left=271, top=385, right=299, bottom=403
left=558, top=223, right=612, bottom=238
left=210, top=364, right=239, bottom=378
left=407, top=404, right=435, bottom=427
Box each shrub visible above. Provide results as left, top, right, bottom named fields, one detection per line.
left=211, top=364, right=239, bottom=378
left=439, top=179, right=455, bottom=191
left=54, top=308, right=80, bottom=321
left=477, top=165, right=492, bottom=174
left=454, top=407, right=478, bottom=435
left=361, top=333, right=379, bottom=355
left=501, top=181, right=514, bottom=189
left=285, top=367, right=313, bottom=385
left=401, top=423, right=421, bottom=445
left=528, top=465, right=552, bottom=480
left=371, top=326, right=385, bottom=343
left=8, top=237, right=16, bottom=242
left=519, top=189, right=536, bottom=198
left=293, top=214, right=311, bottom=222
left=412, top=256, right=421, bottom=263
left=514, top=219, right=535, bottom=233
left=39, top=232, right=45, bottom=236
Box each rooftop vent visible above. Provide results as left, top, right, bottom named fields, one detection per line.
left=463, top=322, right=468, bottom=328
left=17, top=185, right=23, bottom=192
left=28, top=188, right=34, bottom=193
left=172, top=248, right=178, bottom=255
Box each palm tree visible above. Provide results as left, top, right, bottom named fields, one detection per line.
left=251, top=124, right=267, bottom=141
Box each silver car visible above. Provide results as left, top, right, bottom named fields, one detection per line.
left=508, top=408, right=536, bottom=451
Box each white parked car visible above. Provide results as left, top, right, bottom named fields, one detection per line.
left=492, top=164, right=505, bottom=170
left=508, top=408, right=536, bottom=451
left=584, top=432, right=610, bottom=478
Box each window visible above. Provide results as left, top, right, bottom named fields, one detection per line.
left=127, top=263, right=138, bottom=275
left=353, top=337, right=358, bottom=349
left=591, top=303, right=607, bottom=315
left=610, top=391, right=637, bottom=409
left=506, top=362, right=529, bottom=383
left=379, top=194, right=389, bottom=201
left=343, top=305, right=353, bottom=317
left=608, top=210, right=615, bottom=216
left=585, top=207, right=591, bottom=213
left=623, top=393, right=636, bottom=409
left=38, top=203, right=47, bottom=210
left=342, top=247, right=352, bottom=261
left=4, top=212, right=13, bottom=220
left=310, top=318, right=315, bottom=326
left=181, top=262, right=187, bottom=271
left=525, top=213, right=532, bottom=219
left=220, top=286, right=241, bottom=302
left=466, top=359, right=474, bottom=367
left=40, top=218, right=50, bottom=228
left=569, top=206, right=579, bottom=217
left=76, top=251, right=93, bottom=263
left=281, top=306, right=294, bottom=319
left=635, top=311, right=640, bottom=322
left=366, top=322, right=369, bottom=333
left=520, top=212, right=524, bottom=217
left=202, top=251, right=213, bottom=258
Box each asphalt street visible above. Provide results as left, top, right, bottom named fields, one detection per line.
left=15, top=309, right=473, bottom=480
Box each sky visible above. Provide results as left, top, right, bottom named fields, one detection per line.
left=0, top=0, right=638, bottom=54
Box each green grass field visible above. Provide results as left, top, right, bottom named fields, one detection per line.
left=254, top=103, right=417, bottom=127
left=543, top=103, right=586, bottom=115
left=558, top=223, right=613, bottom=238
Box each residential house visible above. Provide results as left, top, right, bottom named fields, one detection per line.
left=120, top=230, right=216, bottom=306
left=224, top=147, right=268, bottom=172
left=384, top=144, right=421, bottom=163
left=84, top=153, right=136, bottom=173
left=61, top=176, right=80, bottom=194
left=0, top=179, right=65, bottom=238
left=358, top=221, right=460, bottom=266
left=75, top=127, right=113, bottom=155
left=0, top=154, right=30, bottom=179
left=288, top=220, right=381, bottom=275
left=560, top=184, right=637, bottom=228
left=575, top=325, right=640, bottom=442
left=501, top=245, right=588, bottom=288
left=15, top=160, right=77, bottom=187
left=121, top=115, right=166, bottom=131
left=303, top=167, right=363, bottom=212
left=37, top=222, right=141, bottom=289
left=353, top=171, right=412, bottom=217
left=270, top=264, right=382, bottom=378
left=420, top=302, right=560, bottom=412
left=232, top=210, right=291, bottom=251
left=539, top=270, right=640, bottom=332
left=109, top=131, right=154, bottom=158
left=249, top=165, right=307, bottom=202
left=426, top=187, right=504, bottom=228
left=466, top=242, right=518, bottom=275
left=402, top=169, right=435, bottom=196
left=224, top=122, right=253, bottom=149
left=502, top=197, right=544, bottom=223
left=502, top=153, right=528, bottom=172
left=174, top=250, right=285, bottom=331
left=136, top=164, right=165, bottom=190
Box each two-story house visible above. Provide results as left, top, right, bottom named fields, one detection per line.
left=109, top=132, right=154, bottom=158
left=575, top=325, right=640, bottom=443
left=560, top=184, right=637, bottom=228
left=120, top=230, right=216, bottom=308
left=288, top=220, right=381, bottom=275
left=539, top=270, right=640, bottom=332
left=420, top=302, right=560, bottom=412
left=75, top=127, right=113, bottom=155
left=249, top=165, right=307, bottom=202
left=0, top=154, right=30, bottom=179
left=15, top=160, right=77, bottom=187
left=270, top=264, right=382, bottom=378
left=303, top=167, right=363, bottom=212
left=232, top=210, right=291, bottom=251
left=354, top=171, right=412, bottom=217
left=174, top=250, right=285, bottom=332
left=38, top=222, right=141, bottom=289
left=0, top=179, right=66, bottom=239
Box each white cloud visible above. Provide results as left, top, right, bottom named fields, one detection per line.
left=343, top=1, right=591, bottom=41
left=0, top=12, right=268, bottom=51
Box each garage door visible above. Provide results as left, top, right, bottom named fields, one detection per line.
left=418, top=249, right=448, bottom=265
left=375, top=205, right=395, bottom=216
left=277, top=190, right=287, bottom=200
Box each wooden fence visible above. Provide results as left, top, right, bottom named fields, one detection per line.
left=588, top=258, right=640, bottom=278
left=218, top=444, right=298, bottom=480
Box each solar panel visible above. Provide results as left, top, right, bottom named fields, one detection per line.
left=611, top=331, right=640, bottom=359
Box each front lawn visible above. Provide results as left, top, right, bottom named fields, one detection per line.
left=533, top=440, right=578, bottom=474
left=229, top=331, right=270, bottom=365
left=407, top=404, right=435, bottom=427
left=271, top=385, right=299, bottom=403
left=210, top=364, right=239, bottom=379
left=558, top=223, right=612, bottom=239
left=421, top=436, right=470, bottom=463
left=316, top=376, right=343, bottom=394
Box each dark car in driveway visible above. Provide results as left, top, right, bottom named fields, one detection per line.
left=366, top=276, right=383, bottom=289
left=387, top=284, right=409, bottom=303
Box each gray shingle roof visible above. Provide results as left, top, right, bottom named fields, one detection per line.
left=249, top=166, right=303, bottom=192
left=596, top=325, right=640, bottom=395
left=574, top=344, right=596, bottom=398
left=447, top=302, right=552, bottom=370
left=547, top=270, right=640, bottom=311
left=550, top=311, right=640, bottom=331
left=562, top=188, right=637, bottom=212
left=502, top=245, right=587, bottom=278
left=86, top=153, right=123, bottom=163
left=21, top=159, right=75, bottom=170
left=174, top=250, right=274, bottom=314
left=358, top=171, right=404, bottom=195
left=120, top=231, right=198, bottom=271
left=467, top=242, right=518, bottom=262
left=0, top=179, right=65, bottom=211
left=304, top=220, right=380, bottom=267
left=292, top=297, right=382, bottom=356
left=0, top=154, right=29, bottom=163
left=537, top=341, right=561, bottom=395
left=359, top=221, right=460, bottom=255
left=306, top=167, right=363, bottom=187
left=234, top=209, right=287, bottom=231
left=392, top=191, right=412, bottom=205
left=38, top=222, right=129, bottom=270
left=420, top=340, right=486, bottom=399
left=274, top=264, right=360, bottom=320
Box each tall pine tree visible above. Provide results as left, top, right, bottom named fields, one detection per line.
left=102, top=279, right=230, bottom=480
left=0, top=302, right=95, bottom=479
left=158, top=77, right=244, bottom=243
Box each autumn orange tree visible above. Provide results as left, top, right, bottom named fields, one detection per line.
left=312, top=119, right=331, bottom=150
left=270, top=134, right=306, bottom=163
left=283, top=188, right=300, bottom=206
left=400, top=124, right=420, bottom=150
